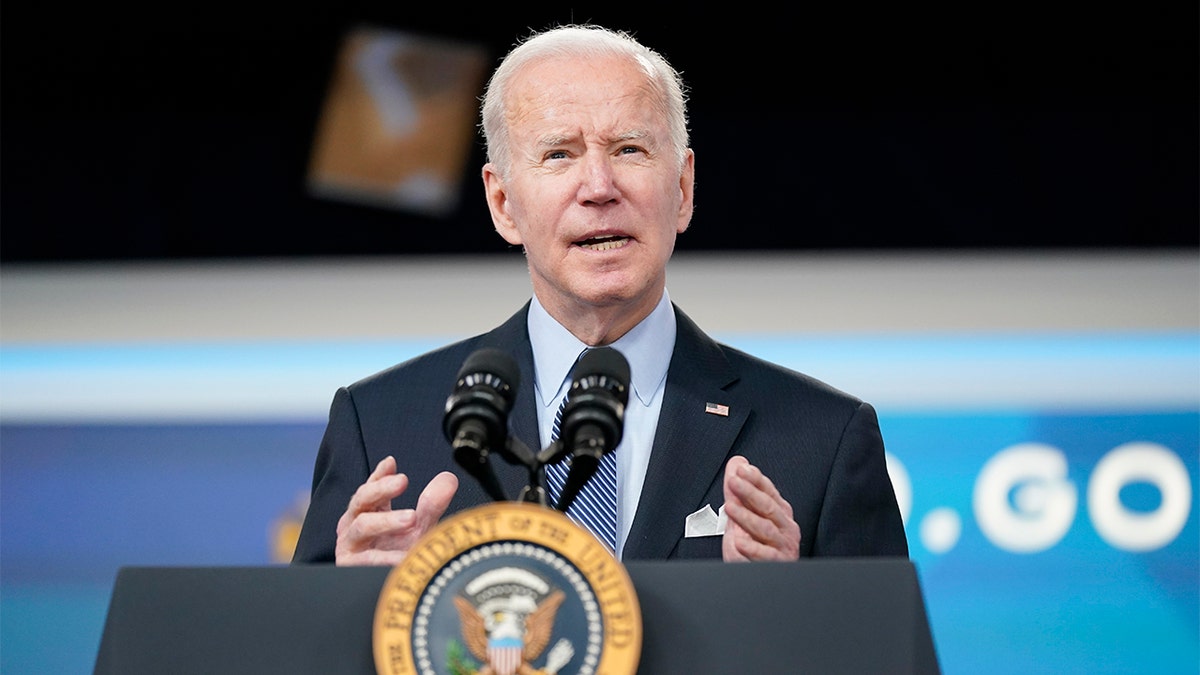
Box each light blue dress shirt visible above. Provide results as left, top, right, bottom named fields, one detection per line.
left=527, top=290, right=676, bottom=559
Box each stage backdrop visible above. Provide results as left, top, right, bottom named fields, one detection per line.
left=1, top=252, right=1196, bottom=674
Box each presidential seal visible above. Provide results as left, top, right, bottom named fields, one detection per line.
left=373, top=502, right=641, bottom=675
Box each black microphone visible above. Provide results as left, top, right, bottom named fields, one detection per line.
left=553, top=346, right=630, bottom=514
left=443, top=348, right=520, bottom=502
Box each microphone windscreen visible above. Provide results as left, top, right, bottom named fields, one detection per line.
left=457, top=347, right=520, bottom=403
left=573, top=347, right=630, bottom=403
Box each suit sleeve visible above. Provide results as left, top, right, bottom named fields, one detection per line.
left=291, top=387, right=371, bottom=564
left=813, top=401, right=909, bottom=556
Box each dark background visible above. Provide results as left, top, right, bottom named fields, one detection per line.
left=3, top=4, right=1197, bottom=262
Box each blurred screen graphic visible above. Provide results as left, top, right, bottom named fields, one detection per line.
left=306, top=27, right=488, bottom=217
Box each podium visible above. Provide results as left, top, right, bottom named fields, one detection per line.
left=94, top=558, right=939, bottom=674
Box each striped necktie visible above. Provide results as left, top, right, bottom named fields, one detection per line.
left=545, top=387, right=618, bottom=551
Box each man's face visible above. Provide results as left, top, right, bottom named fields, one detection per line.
left=483, top=54, right=695, bottom=326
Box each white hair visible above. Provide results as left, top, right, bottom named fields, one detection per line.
left=479, top=24, right=690, bottom=178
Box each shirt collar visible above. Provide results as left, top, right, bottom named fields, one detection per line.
left=528, top=290, right=677, bottom=409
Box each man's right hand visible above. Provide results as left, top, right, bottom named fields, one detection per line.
left=334, top=456, right=459, bottom=566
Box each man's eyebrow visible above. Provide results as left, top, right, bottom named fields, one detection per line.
left=613, top=129, right=650, bottom=143
left=536, top=133, right=575, bottom=147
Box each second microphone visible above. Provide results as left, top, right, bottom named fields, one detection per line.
left=550, top=346, right=630, bottom=514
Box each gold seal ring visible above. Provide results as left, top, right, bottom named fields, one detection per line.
left=373, top=502, right=641, bottom=675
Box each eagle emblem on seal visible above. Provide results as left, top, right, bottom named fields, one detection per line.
left=452, top=567, right=575, bottom=675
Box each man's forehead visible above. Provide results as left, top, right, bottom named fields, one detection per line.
left=506, top=79, right=664, bottom=140
left=506, top=54, right=655, bottom=110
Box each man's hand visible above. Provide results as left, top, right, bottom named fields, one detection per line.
left=335, top=456, right=458, bottom=566
left=722, top=455, right=801, bottom=562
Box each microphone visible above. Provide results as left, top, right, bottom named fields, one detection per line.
left=552, top=346, right=630, bottom=514
left=443, top=348, right=520, bottom=502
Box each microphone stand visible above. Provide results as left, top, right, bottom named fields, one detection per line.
left=505, top=434, right=584, bottom=514
left=506, top=436, right=550, bottom=506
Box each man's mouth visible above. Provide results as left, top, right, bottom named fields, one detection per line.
left=574, top=235, right=631, bottom=251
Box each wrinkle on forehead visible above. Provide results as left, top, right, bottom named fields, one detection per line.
left=503, top=56, right=667, bottom=143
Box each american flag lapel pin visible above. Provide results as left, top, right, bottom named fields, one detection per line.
left=705, top=402, right=730, bottom=417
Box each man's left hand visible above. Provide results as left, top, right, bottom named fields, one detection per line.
left=721, top=455, right=801, bottom=562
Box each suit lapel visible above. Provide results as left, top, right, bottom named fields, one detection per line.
left=624, top=307, right=747, bottom=559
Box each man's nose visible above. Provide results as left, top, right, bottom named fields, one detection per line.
left=577, top=154, right=620, bottom=204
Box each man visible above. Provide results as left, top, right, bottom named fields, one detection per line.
left=292, top=24, right=907, bottom=565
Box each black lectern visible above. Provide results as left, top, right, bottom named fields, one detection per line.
left=94, top=559, right=939, bottom=674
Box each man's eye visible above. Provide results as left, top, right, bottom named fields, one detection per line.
left=546, top=150, right=568, bottom=160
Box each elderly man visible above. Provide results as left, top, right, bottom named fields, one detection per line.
left=292, top=24, right=907, bottom=565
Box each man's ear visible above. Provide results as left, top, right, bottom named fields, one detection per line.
left=482, top=163, right=522, bottom=245
left=676, top=149, right=696, bottom=234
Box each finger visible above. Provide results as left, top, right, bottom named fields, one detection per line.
left=722, top=513, right=750, bottom=562
left=726, top=507, right=798, bottom=560
left=729, top=527, right=791, bottom=562
left=415, top=472, right=459, bottom=525
left=725, top=499, right=801, bottom=560
left=343, top=472, right=409, bottom=519
left=337, top=461, right=409, bottom=535
left=721, top=456, right=753, bottom=563
left=723, top=499, right=781, bottom=546
left=722, top=455, right=750, bottom=518
left=723, top=456, right=750, bottom=497
left=722, top=457, right=800, bottom=561
left=336, top=508, right=422, bottom=566
left=723, top=511, right=781, bottom=562
left=341, top=509, right=418, bottom=546
left=732, top=459, right=785, bottom=504
left=728, top=476, right=790, bottom=528
left=337, top=472, right=460, bottom=566
left=371, top=455, right=398, bottom=479
left=726, top=471, right=798, bottom=541
left=728, top=462, right=793, bottom=522
left=336, top=511, right=415, bottom=564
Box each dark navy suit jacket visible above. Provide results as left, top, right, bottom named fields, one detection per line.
left=292, top=303, right=908, bottom=563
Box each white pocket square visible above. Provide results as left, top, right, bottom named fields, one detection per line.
left=684, top=503, right=727, bottom=538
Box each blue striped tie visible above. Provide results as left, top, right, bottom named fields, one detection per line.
left=545, top=390, right=618, bottom=551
